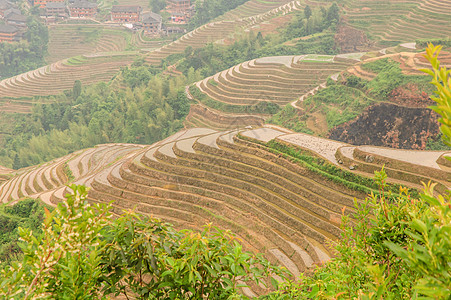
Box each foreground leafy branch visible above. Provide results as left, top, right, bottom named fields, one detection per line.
left=0, top=185, right=286, bottom=299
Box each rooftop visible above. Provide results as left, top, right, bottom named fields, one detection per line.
left=111, top=5, right=141, bottom=13
left=5, top=12, right=27, bottom=23
left=0, top=24, right=18, bottom=33
left=46, top=2, right=66, bottom=8
left=70, top=0, right=97, bottom=9
left=142, top=11, right=162, bottom=23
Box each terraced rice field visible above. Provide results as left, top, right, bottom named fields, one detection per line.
left=130, top=31, right=172, bottom=51
left=340, top=0, right=451, bottom=43
left=0, top=53, right=138, bottom=101
left=1, top=126, right=448, bottom=294
left=145, top=0, right=304, bottom=64
left=185, top=55, right=356, bottom=129
left=0, top=143, right=144, bottom=205
left=99, top=0, right=150, bottom=10
left=68, top=127, right=354, bottom=290
left=47, top=25, right=134, bottom=63
left=216, top=0, right=299, bottom=21
left=194, top=55, right=355, bottom=107
left=1, top=0, right=303, bottom=102
left=184, top=103, right=266, bottom=130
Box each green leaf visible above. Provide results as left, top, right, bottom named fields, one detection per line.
left=411, top=219, right=427, bottom=234
left=270, top=277, right=279, bottom=289
left=157, top=281, right=174, bottom=289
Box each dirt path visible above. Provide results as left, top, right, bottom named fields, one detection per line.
left=278, top=133, right=348, bottom=164
left=359, top=146, right=449, bottom=170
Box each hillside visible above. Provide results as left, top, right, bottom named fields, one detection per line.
left=324, top=51, right=451, bottom=148
left=186, top=54, right=358, bottom=129
left=339, top=0, right=451, bottom=45
left=183, top=49, right=448, bottom=149
left=1, top=0, right=449, bottom=107
left=0, top=0, right=450, bottom=297
left=197, top=49, right=450, bottom=149
left=0, top=0, right=304, bottom=106
left=0, top=126, right=449, bottom=295
left=0, top=53, right=138, bottom=112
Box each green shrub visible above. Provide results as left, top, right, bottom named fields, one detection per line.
left=0, top=199, right=47, bottom=266
left=0, top=185, right=286, bottom=299
left=260, top=42, right=451, bottom=300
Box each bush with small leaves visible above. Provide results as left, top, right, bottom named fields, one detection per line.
left=0, top=185, right=111, bottom=299
left=100, top=212, right=287, bottom=299
left=0, top=185, right=286, bottom=299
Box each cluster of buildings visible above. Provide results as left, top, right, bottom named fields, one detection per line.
left=39, top=0, right=98, bottom=22
left=108, top=0, right=192, bottom=36
left=0, top=0, right=28, bottom=42
left=0, top=0, right=193, bottom=43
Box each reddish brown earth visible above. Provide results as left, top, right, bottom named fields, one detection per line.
left=335, top=23, right=372, bottom=53
left=388, top=83, right=434, bottom=108
left=250, top=14, right=293, bottom=37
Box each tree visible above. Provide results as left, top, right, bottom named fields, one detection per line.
left=422, top=44, right=451, bottom=147
left=326, top=2, right=340, bottom=25
left=73, top=80, right=82, bottom=100
left=304, top=5, right=312, bottom=19
left=0, top=185, right=109, bottom=299
left=383, top=44, right=451, bottom=298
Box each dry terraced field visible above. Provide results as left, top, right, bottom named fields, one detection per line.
left=0, top=143, right=144, bottom=205
left=145, top=0, right=304, bottom=64
left=0, top=53, right=138, bottom=110
left=0, top=126, right=449, bottom=295
left=46, top=25, right=132, bottom=63
left=339, top=0, right=451, bottom=43
left=347, top=51, right=451, bottom=81
left=185, top=55, right=357, bottom=129
left=216, top=0, right=300, bottom=21
left=0, top=0, right=304, bottom=105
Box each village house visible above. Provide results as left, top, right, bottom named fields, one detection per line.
left=45, top=2, right=67, bottom=18
left=141, top=11, right=162, bottom=35
left=0, top=0, right=14, bottom=17
left=69, top=0, right=97, bottom=18
left=111, top=5, right=141, bottom=23
left=170, top=11, right=186, bottom=23
left=164, top=25, right=185, bottom=35
left=4, top=9, right=27, bottom=27
left=165, top=0, right=192, bottom=23
left=0, top=23, right=18, bottom=42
